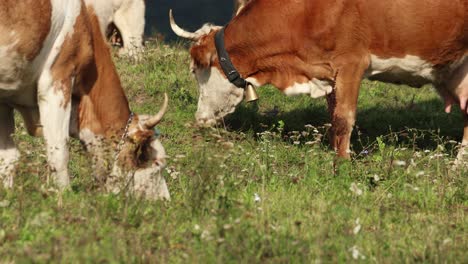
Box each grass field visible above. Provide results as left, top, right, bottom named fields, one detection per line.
left=0, top=43, right=466, bottom=263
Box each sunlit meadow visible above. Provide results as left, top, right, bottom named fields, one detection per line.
left=0, top=42, right=466, bottom=263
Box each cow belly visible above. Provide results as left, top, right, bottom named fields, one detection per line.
left=366, top=55, right=435, bottom=88
left=0, top=43, right=29, bottom=92
left=283, top=79, right=333, bottom=98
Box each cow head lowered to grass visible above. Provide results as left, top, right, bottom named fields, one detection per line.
left=170, top=0, right=467, bottom=164
left=0, top=0, right=169, bottom=200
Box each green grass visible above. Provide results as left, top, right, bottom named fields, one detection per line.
left=0, top=43, right=466, bottom=263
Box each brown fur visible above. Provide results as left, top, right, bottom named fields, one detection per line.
left=0, top=0, right=51, bottom=61
left=73, top=6, right=131, bottom=138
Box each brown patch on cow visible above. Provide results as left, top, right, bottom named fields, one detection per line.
left=66, top=6, right=131, bottom=138
left=190, top=35, right=217, bottom=69
left=0, top=0, right=51, bottom=61
left=51, top=4, right=94, bottom=110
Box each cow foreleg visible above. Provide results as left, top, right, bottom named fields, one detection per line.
left=327, top=58, right=369, bottom=158
left=113, top=0, right=145, bottom=59
left=0, top=104, right=20, bottom=188
left=38, top=76, right=72, bottom=189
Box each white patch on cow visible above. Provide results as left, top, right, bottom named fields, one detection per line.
left=79, top=128, right=103, bottom=149
left=245, top=77, right=261, bottom=87
left=195, top=67, right=244, bottom=125
left=134, top=137, right=170, bottom=200
left=38, top=80, right=72, bottom=188
left=283, top=79, right=333, bottom=98
left=0, top=105, right=19, bottom=188
left=0, top=148, right=19, bottom=188
left=366, top=55, right=436, bottom=87
left=133, top=165, right=170, bottom=200
left=85, top=0, right=145, bottom=58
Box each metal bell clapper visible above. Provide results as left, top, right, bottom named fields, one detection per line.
left=244, top=83, right=259, bottom=102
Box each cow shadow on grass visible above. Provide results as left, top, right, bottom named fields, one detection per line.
left=224, top=98, right=465, bottom=153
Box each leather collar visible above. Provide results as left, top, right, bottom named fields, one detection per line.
left=214, top=27, right=248, bottom=88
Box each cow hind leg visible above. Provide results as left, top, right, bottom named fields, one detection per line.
left=0, top=104, right=20, bottom=188
left=37, top=75, right=72, bottom=189
left=327, top=56, right=370, bottom=158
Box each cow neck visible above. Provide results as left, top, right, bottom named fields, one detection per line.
left=80, top=9, right=131, bottom=139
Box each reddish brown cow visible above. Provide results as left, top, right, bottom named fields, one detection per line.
left=0, top=0, right=169, bottom=199
left=170, top=0, right=468, bottom=163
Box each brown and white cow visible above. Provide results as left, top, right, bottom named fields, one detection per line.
left=170, top=0, right=468, bottom=163
left=0, top=0, right=169, bottom=200
left=85, top=0, right=145, bottom=59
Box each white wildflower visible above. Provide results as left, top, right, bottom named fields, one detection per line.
left=416, top=171, right=425, bottom=177
left=373, top=174, right=380, bottom=182
left=201, top=230, right=212, bottom=240
left=254, top=193, right=261, bottom=203
left=394, top=160, right=407, bottom=166
left=353, top=218, right=361, bottom=235
left=350, top=183, right=363, bottom=196
left=0, top=200, right=10, bottom=208
left=349, top=246, right=366, bottom=260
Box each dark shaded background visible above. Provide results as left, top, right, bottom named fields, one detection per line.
left=145, top=1, right=235, bottom=42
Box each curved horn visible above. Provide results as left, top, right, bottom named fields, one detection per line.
left=144, top=93, right=169, bottom=129
left=169, top=9, right=201, bottom=41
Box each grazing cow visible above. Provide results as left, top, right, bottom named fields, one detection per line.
left=85, top=0, right=145, bottom=59
left=0, top=0, right=170, bottom=200
left=170, top=0, right=468, bottom=163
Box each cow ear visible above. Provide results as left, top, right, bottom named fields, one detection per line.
left=190, top=43, right=216, bottom=69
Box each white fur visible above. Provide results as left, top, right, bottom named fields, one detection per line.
left=283, top=79, right=333, bottom=98
left=85, top=0, right=145, bottom=58
left=133, top=140, right=169, bottom=200
left=0, top=106, right=20, bottom=188
left=365, top=55, right=436, bottom=86
left=195, top=67, right=244, bottom=125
